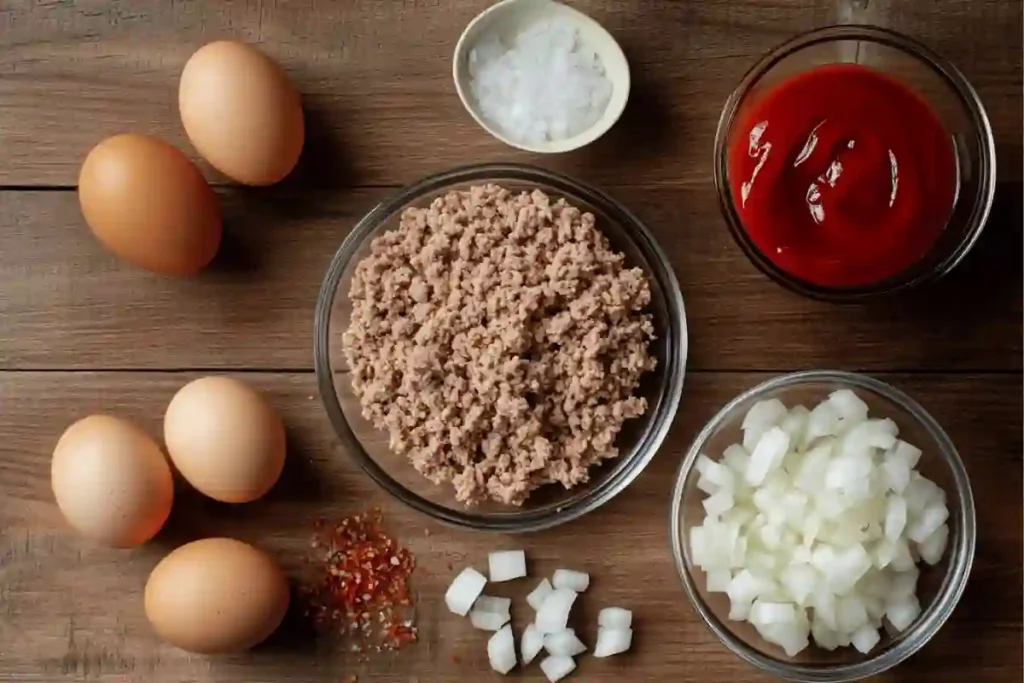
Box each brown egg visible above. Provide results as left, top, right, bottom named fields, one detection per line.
left=179, top=41, right=304, bottom=186
left=163, top=376, right=286, bottom=503
left=51, top=415, right=174, bottom=547
left=78, top=133, right=221, bottom=275
left=145, top=538, right=290, bottom=654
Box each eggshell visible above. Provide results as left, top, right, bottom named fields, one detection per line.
left=145, top=538, right=290, bottom=654
left=51, top=415, right=174, bottom=547
left=164, top=376, right=286, bottom=503
left=179, top=41, right=304, bottom=186
left=78, top=133, right=222, bottom=275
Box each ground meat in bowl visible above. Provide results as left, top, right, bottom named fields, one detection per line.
left=342, top=184, right=657, bottom=506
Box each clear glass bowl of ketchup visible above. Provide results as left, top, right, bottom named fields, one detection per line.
left=715, top=25, right=996, bottom=301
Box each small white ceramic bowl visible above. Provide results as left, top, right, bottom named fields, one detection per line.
left=452, top=0, right=630, bottom=154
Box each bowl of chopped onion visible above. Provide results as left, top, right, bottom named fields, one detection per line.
left=670, top=370, right=975, bottom=681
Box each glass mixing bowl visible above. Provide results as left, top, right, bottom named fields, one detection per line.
left=314, top=163, right=687, bottom=532
left=714, top=25, right=997, bottom=301
left=670, top=371, right=976, bottom=681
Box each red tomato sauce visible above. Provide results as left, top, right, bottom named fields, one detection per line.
left=727, top=64, right=958, bottom=288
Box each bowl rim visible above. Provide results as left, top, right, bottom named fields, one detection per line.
left=314, top=162, right=687, bottom=532
left=712, top=24, right=997, bottom=302
left=451, top=0, right=632, bottom=154
left=669, top=369, right=977, bottom=682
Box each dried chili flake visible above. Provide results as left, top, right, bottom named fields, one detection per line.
left=300, top=508, right=418, bottom=655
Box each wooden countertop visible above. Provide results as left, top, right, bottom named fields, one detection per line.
left=0, top=1, right=1020, bottom=681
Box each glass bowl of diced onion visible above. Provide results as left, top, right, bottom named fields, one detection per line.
left=669, top=370, right=976, bottom=682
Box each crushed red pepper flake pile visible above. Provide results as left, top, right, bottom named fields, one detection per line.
left=300, top=508, right=418, bottom=657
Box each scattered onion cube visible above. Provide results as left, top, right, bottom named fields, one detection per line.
left=445, top=567, right=487, bottom=616
left=598, top=607, right=632, bottom=630
left=489, top=550, right=527, bottom=582
left=486, top=624, right=516, bottom=674
left=540, top=654, right=576, bottom=682
left=552, top=569, right=590, bottom=592
left=527, top=578, right=555, bottom=611
left=544, top=629, right=586, bottom=657
left=594, top=627, right=633, bottom=657
left=535, top=588, right=577, bottom=634
left=521, top=623, right=544, bottom=665
left=471, top=607, right=511, bottom=631
left=474, top=595, right=512, bottom=616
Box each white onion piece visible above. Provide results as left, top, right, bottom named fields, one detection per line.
left=489, top=550, right=527, bottom=582
left=471, top=607, right=511, bottom=631
left=540, top=655, right=576, bottom=682
left=474, top=595, right=512, bottom=615
left=746, top=427, right=790, bottom=486
left=598, top=607, right=632, bottom=629
left=851, top=624, right=881, bottom=653
left=487, top=624, right=516, bottom=674
left=544, top=629, right=586, bottom=656
left=521, top=623, right=545, bottom=665
left=445, top=567, right=487, bottom=616
left=688, top=389, right=951, bottom=657
left=886, top=597, right=921, bottom=631
left=919, top=524, right=949, bottom=565
left=535, top=588, right=577, bottom=634
left=552, top=569, right=590, bottom=592
left=706, top=568, right=732, bottom=593
left=527, top=578, right=555, bottom=611
left=593, top=627, right=632, bottom=657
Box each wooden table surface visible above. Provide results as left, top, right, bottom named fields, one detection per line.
left=0, top=1, right=1020, bottom=681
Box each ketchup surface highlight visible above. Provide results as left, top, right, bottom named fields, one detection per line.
left=727, top=64, right=958, bottom=288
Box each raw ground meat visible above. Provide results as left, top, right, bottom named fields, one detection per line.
left=342, top=184, right=657, bottom=506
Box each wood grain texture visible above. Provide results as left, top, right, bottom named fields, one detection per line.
left=1, top=183, right=1020, bottom=371
left=0, top=0, right=1019, bottom=187
left=0, top=371, right=1019, bottom=682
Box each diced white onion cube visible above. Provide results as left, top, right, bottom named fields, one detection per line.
left=445, top=567, right=487, bottom=616
left=488, top=550, right=527, bottom=582
left=535, top=588, right=577, bottom=634
left=471, top=607, right=511, bottom=631
left=540, top=654, right=576, bottom=682
left=474, top=595, right=512, bottom=616
left=851, top=624, right=881, bottom=653
left=598, top=607, right=632, bottom=630
left=521, top=623, right=544, bottom=665
left=884, top=495, right=908, bottom=541
left=886, top=597, right=921, bottom=632
left=544, top=629, right=586, bottom=657
left=552, top=569, right=590, bottom=592
left=593, top=627, right=633, bottom=657
left=487, top=624, right=517, bottom=674
left=746, top=427, right=790, bottom=486
left=527, top=578, right=555, bottom=611
left=918, top=523, right=949, bottom=565
left=706, top=567, right=732, bottom=593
